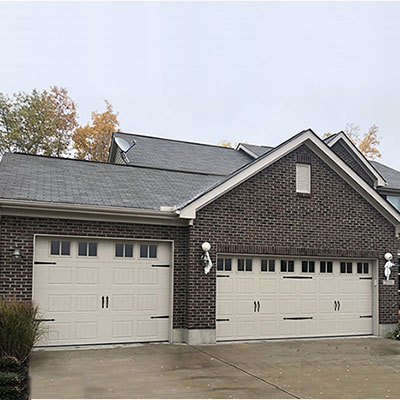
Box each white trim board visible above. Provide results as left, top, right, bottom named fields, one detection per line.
left=177, top=129, right=400, bottom=235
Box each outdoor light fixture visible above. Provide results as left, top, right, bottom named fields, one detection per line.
left=201, top=242, right=213, bottom=274
left=12, top=247, right=23, bottom=263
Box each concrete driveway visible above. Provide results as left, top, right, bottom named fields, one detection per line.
left=31, top=337, right=400, bottom=399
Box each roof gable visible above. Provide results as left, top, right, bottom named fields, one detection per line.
left=325, top=132, right=386, bottom=187
left=178, top=129, right=400, bottom=232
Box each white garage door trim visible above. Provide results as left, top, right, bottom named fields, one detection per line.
left=33, top=234, right=174, bottom=347
left=216, top=254, right=379, bottom=342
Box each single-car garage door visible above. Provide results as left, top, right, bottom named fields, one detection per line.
left=216, top=255, right=373, bottom=341
left=34, top=236, right=172, bottom=346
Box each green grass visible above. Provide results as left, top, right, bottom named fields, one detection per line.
left=0, top=298, right=44, bottom=362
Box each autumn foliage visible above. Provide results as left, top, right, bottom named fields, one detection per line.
left=72, top=101, right=119, bottom=162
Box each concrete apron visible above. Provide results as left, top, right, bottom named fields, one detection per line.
left=31, top=337, right=400, bottom=399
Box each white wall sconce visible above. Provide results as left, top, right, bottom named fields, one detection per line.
left=12, top=247, right=23, bottom=263
left=201, top=242, right=213, bottom=274
left=384, top=252, right=395, bottom=282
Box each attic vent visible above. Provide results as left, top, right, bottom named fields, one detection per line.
left=296, top=164, right=311, bottom=194
left=296, top=153, right=311, bottom=164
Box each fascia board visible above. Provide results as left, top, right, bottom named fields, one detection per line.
left=0, top=199, right=185, bottom=225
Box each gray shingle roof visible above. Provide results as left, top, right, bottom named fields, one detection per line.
left=371, top=161, right=400, bottom=190
left=114, top=132, right=253, bottom=175
left=239, top=143, right=274, bottom=157
left=0, top=153, right=224, bottom=210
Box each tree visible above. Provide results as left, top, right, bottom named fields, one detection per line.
left=72, top=101, right=119, bottom=162
left=323, top=123, right=381, bottom=160
left=218, top=140, right=234, bottom=148
left=0, top=87, right=78, bottom=157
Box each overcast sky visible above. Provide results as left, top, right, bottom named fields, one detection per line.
left=1, top=1, right=400, bottom=169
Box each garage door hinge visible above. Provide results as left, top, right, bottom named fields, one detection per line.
left=283, top=276, right=313, bottom=279
left=35, top=318, right=55, bottom=322
left=151, top=264, right=170, bottom=268
left=216, top=319, right=230, bottom=322
left=34, top=261, right=57, bottom=265
left=150, top=315, right=169, bottom=319
left=283, top=317, right=313, bottom=320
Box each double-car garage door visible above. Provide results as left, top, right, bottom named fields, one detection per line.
left=34, top=236, right=172, bottom=346
left=217, top=255, right=374, bottom=341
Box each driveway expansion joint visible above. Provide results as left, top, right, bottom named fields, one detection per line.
left=190, top=345, right=300, bottom=399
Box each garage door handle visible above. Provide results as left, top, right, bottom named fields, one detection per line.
left=254, top=301, right=257, bottom=312
left=337, top=300, right=340, bottom=311
left=257, top=301, right=260, bottom=312
left=106, top=296, right=109, bottom=309
left=334, top=300, right=337, bottom=311
left=101, top=296, right=105, bottom=309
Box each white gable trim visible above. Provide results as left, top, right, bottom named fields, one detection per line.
left=177, top=130, right=400, bottom=234
left=326, top=132, right=387, bottom=187
left=236, top=143, right=258, bottom=158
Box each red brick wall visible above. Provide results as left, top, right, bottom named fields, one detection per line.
left=188, top=144, right=399, bottom=328
left=0, top=217, right=189, bottom=329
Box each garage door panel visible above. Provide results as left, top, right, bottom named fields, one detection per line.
left=112, top=321, right=134, bottom=339
left=75, top=294, right=99, bottom=312
left=301, top=298, right=318, bottom=314
left=299, top=279, right=317, bottom=294
left=47, top=294, right=72, bottom=313
left=236, top=320, right=256, bottom=337
left=34, top=237, right=172, bottom=346
left=76, top=267, right=99, bottom=285
left=279, top=299, right=297, bottom=314
left=217, top=299, right=233, bottom=316
left=216, top=255, right=374, bottom=341
left=112, top=294, right=134, bottom=311
left=113, top=268, right=135, bottom=285
left=49, top=267, right=72, bottom=284
left=259, top=319, right=278, bottom=337
left=259, top=278, right=278, bottom=294
left=237, top=299, right=255, bottom=315
left=279, top=280, right=296, bottom=293
left=236, top=277, right=254, bottom=293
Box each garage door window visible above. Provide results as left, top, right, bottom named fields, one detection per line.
left=340, top=262, right=352, bottom=273
left=320, top=261, right=333, bottom=273
left=140, top=244, right=157, bottom=259
left=238, top=259, right=252, bottom=272
left=281, top=260, right=294, bottom=272
left=357, top=262, right=369, bottom=274
left=115, top=243, right=134, bottom=258
left=78, top=242, right=97, bottom=257
left=217, top=258, right=232, bottom=271
left=261, top=259, right=275, bottom=272
left=50, top=240, right=70, bottom=256
left=302, top=260, right=315, bottom=273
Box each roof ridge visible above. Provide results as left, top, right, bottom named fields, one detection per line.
left=114, top=131, right=238, bottom=151
left=6, top=152, right=228, bottom=177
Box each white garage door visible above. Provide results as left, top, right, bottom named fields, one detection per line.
left=34, top=236, right=172, bottom=346
left=216, top=256, right=373, bottom=341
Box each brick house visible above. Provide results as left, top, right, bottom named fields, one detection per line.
left=0, top=129, right=399, bottom=346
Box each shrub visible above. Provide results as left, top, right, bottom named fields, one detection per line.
left=0, top=356, right=29, bottom=400
left=387, top=321, right=400, bottom=340
left=0, top=298, right=44, bottom=361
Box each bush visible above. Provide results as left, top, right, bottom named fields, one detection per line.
left=387, top=321, right=400, bottom=340
left=0, top=298, right=44, bottom=361
left=0, top=357, right=29, bottom=400
left=0, top=299, right=44, bottom=400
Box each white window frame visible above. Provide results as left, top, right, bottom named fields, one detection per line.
left=296, top=163, right=311, bottom=194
